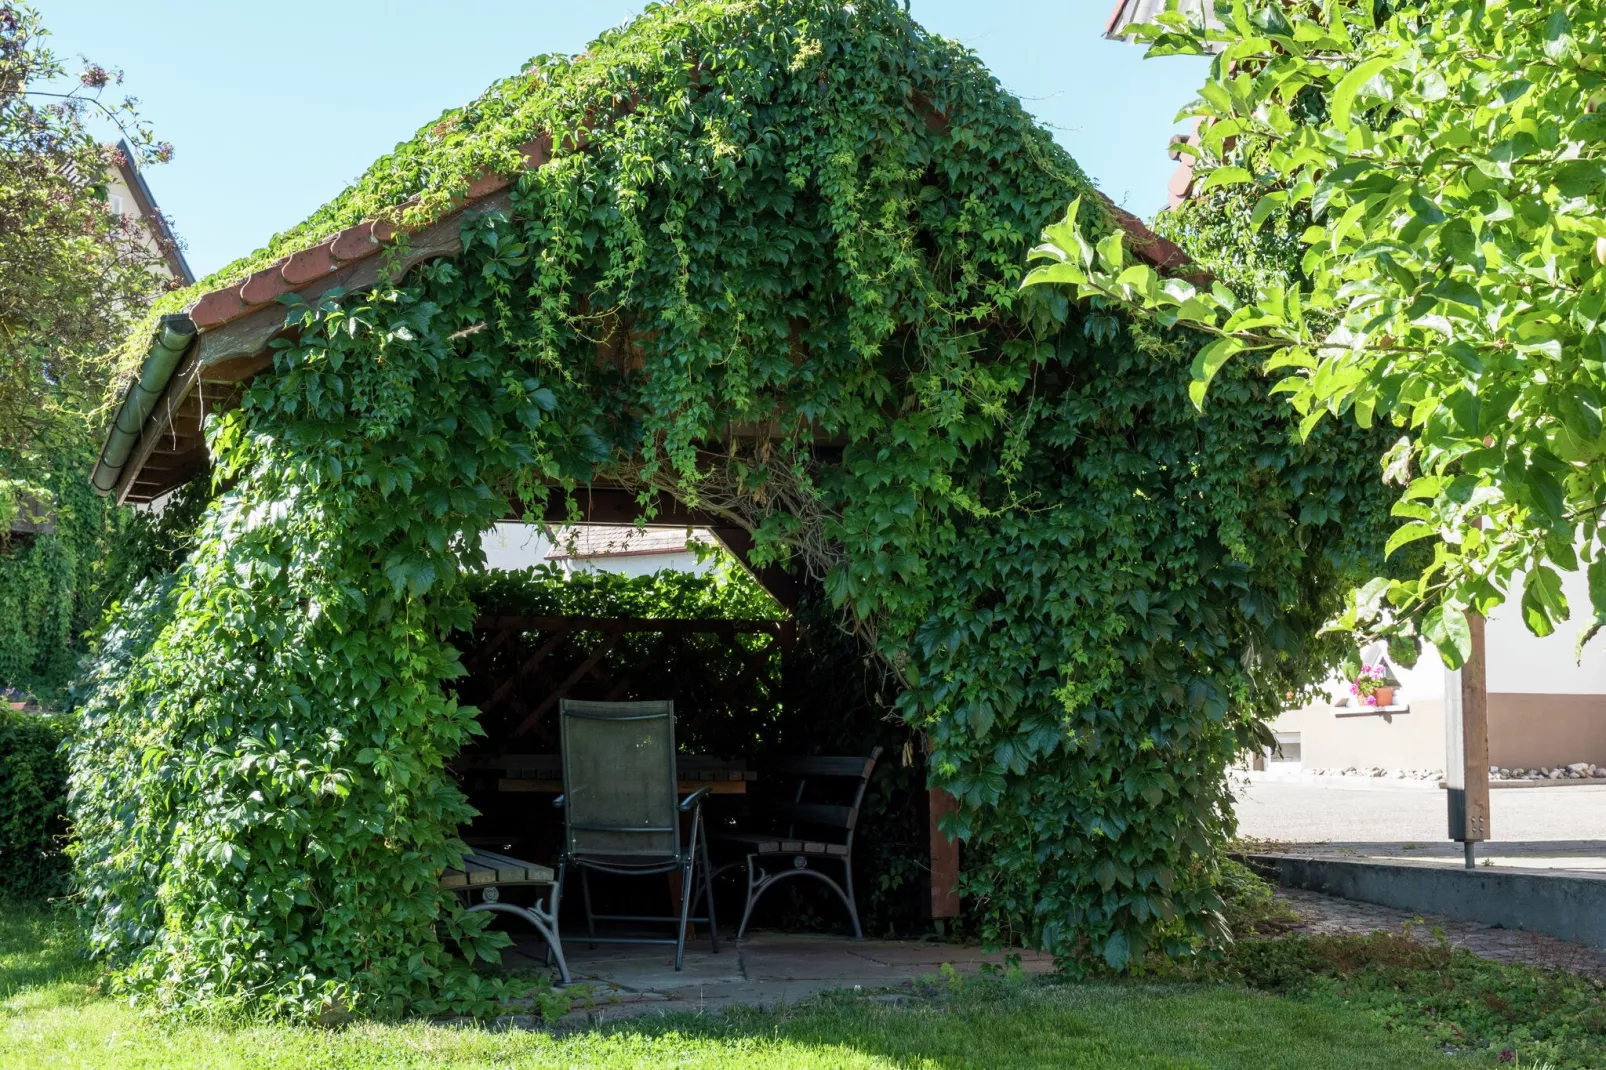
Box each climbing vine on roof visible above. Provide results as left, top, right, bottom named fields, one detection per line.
left=73, top=0, right=1396, bottom=1016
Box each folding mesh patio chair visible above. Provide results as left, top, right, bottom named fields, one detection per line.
left=554, top=698, right=719, bottom=970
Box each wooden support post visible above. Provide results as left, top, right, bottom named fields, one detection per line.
left=1444, top=612, right=1490, bottom=865
left=927, top=788, right=960, bottom=920
left=778, top=619, right=797, bottom=719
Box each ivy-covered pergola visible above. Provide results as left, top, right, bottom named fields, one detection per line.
left=76, top=0, right=1393, bottom=1017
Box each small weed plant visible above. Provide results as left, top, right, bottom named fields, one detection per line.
left=1212, top=865, right=1606, bottom=1068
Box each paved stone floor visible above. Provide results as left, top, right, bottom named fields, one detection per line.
left=502, top=931, right=1053, bottom=1024
left=1276, top=887, right=1606, bottom=977
left=487, top=889, right=1605, bottom=1027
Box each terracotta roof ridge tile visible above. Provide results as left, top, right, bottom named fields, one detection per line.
left=186, top=135, right=553, bottom=331
left=182, top=126, right=1195, bottom=336
left=1097, top=192, right=1202, bottom=280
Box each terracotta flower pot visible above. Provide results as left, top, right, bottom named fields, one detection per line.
left=1373, top=686, right=1394, bottom=707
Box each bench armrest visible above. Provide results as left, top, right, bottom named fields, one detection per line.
left=679, top=786, right=710, bottom=812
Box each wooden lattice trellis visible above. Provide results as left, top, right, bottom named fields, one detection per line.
left=458, top=615, right=794, bottom=749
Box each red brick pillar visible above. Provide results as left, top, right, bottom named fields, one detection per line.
left=928, top=788, right=960, bottom=919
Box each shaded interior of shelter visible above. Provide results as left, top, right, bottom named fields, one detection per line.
left=446, top=520, right=941, bottom=945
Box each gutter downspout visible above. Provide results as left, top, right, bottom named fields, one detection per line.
left=90, top=314, right=197, bottom=496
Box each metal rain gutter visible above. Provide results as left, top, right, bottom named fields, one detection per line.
left=89, top=314, right=197, bottom=496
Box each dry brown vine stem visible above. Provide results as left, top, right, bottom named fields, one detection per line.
left=604, top=452, right=899, bottom=690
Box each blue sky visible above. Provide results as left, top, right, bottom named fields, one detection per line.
left=39, top=1, right=1206, bottom=280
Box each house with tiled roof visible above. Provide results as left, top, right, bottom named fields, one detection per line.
left=106, top=139, right=194, bottom=288
left=482, top=523, right=717, bottom=577
left=1104, top=0, right=1224, bottom=41
left=8, top=143, right=189, bottom=545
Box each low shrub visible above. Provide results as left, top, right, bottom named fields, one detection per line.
left=1215, top=858, right=1299, bottom=938
left=1230, top=925, right=1606, bottom=1067
left=0, top=706, right=71, bottom=899
left=1201, top=861, right=1605, bottom=1066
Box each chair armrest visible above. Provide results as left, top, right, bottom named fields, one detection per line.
left=551, top=794, right=565, bottom=808
left=679, top=786, right=710, bottom=811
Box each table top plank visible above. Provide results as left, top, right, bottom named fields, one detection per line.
left=441, top=849, right=556, bottom=889
left=497, top=778, right=746, bottom=795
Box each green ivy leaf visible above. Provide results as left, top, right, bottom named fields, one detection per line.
left=1102, top=929, right=1131, bottom=971
left=1187, top=337, right=1245, bottom=409
left=1330, top=54, right=1395, bottom=131
left=1384, top=522, right=1435, bottom=560
left=1522, top=565, right=1568, bottom=637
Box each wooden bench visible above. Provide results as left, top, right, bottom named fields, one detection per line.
left=713, top=749, right=881, bottom=940
left=441, top=849, right=568, bottom=984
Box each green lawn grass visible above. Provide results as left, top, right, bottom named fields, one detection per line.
left=0, top=903, right=1468, bottom=1070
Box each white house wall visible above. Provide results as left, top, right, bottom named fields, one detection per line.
left=1485, top=567, right=1606, bottom=694
left=477, top=522, right=714, bottom=578
left=1267, top=657, right=1447, bottom=773
left=1267, top=564, right=1606, bottom=771
left=1483, top=567, right=1606, bottom=767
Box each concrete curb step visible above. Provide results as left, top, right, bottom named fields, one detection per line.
left=1247, top=853, right=1606, bottom=952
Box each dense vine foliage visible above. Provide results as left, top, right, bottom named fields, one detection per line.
left=0, top=451, right=207, bottom=708
left=74, top=0, right=1395, bottom=1016
left=465, top=556, right=779, bottom=620
left=2, top=452, right=117, bottom=705
left=0, top=462, right=98, bottom=700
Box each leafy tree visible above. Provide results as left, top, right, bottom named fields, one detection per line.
left=1026, top=0, right=1606, bottom=666
left=0, top=3, right=171, bottom=476
left=0, top=3, right=174, bottom=700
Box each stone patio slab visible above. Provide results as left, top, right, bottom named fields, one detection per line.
left=501, top=929, right=1053, bottom=1017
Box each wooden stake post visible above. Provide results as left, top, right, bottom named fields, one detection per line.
left=1444, top=612, right=1490, bottom=866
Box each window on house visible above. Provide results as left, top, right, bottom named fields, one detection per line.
left=1270, top=732, right=1301, bottom=763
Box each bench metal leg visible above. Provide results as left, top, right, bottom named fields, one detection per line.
left=465, top=883, right=571, bottom=985
left=674, top=856, right=694, bottom=970
left=736, top=855, right=862, bottom=940
left=843, top=859, right=862, bottom=939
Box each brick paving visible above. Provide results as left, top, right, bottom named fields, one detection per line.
left=1276, top=886, right=1606, bottom=977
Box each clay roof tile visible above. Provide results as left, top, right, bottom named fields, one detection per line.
left=281, top=239, right=339, bottom=286
left=190, top=286, right=246, bottom=329
left=238, top=265, right=291, bottom=306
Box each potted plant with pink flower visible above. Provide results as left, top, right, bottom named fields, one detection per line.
left=1350, top=665, right=1395, bottom=707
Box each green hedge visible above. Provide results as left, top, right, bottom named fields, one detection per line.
left=0, top=707, right=70, bottom=899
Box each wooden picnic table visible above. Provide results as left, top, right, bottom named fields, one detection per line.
left=452, top=753, right=756, bottom=795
